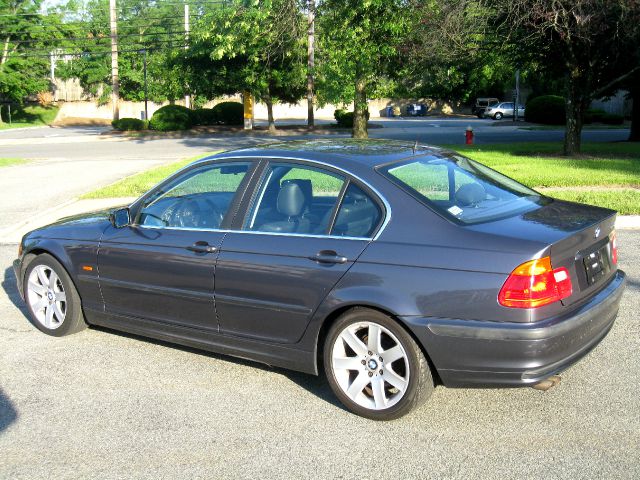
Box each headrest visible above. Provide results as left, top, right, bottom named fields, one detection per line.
left=277, top=182, right=306, bottom=217
left=455, top=183, right=485, bottom=207
left=282, top=179, right=312, bottom=201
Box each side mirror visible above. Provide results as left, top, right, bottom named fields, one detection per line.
left=110, top=207, right=131, bottom=228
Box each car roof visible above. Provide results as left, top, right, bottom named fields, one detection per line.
left=198, top=139, right=447, bottom=169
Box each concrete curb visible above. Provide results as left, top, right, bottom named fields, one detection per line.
left=1, top=197, right=638, bottom=244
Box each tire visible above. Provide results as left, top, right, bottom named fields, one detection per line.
left=23, top=253, right=87, bottom=337
left=323, top=308, right=434, bottom=420
left=494, top=112, right=503, bottom=120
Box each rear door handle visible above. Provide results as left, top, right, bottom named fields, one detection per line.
left=187, top=241, right=218, bottom=254
left=309, top=250, right=348, bottom=264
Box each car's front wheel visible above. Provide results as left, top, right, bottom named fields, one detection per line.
left=324, top=308, right=434, bottom=420
left=494, top=112, right=503, bottom=120
left=24, top=254, right=87, bottom=337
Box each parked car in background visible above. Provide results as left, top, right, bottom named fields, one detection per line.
left=485, top=102, right=526, bottom=120
left=472, top=97, right=500, bottom=118
left=407, top=103, right=428, bottom=116
left=13, top=139, right=625, bottom=420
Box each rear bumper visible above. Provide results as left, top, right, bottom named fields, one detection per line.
left=13, top=258, right=24, bottom=300
left=402, top=270, right=626, bottom=387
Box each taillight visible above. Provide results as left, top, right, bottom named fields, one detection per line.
left=498, top=256, right=573, bottom=309
left=610, top=231, right=618, bottom=265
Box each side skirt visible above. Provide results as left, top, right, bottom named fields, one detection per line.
left=84, top=308, right=317, bottom=375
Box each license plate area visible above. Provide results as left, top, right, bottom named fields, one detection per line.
left=582, top=244, right=611, bottom=286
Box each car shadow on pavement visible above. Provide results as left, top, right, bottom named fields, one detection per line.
left=0, top=388, right=18, bottom=434
left=2, top=266, right=29, bottom=320
left=90, top=325, right=346, bottom=411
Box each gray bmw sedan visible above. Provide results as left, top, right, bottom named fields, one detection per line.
left=13, top=140, right=626, bottom=420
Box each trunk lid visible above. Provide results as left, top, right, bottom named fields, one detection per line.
left=468, top=199, right=618, bottom=306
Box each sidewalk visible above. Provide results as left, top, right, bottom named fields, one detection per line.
left=1, top=196, right=638, bottom=244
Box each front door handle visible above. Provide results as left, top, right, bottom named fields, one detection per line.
left=187, top=241, right=218, bottom=254
left=309, top=250, right=348, bottom=264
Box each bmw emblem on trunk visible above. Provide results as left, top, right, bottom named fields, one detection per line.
left=594, top=227, right=601, bottom=239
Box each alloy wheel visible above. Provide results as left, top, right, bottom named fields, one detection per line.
left=26, top=265, right=67, bottom=330
left=331, top=321, right=410, bottom=410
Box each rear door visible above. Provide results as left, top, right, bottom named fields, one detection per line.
left=214, top=161, right=385, bottom=344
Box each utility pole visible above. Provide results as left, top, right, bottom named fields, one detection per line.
left=184, top=2, right=191, bottom=109
left=49, top=51, right=56, bottom=81
left=143, top=49, right=148, bottom=121
left=306, top=0, right=315, bottom=128
left=514, top=69, right=520, bottom=122
left=109, top=0, right=119, bottom=121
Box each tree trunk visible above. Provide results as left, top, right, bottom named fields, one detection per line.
left=563, top=78, right=588, bottom=156
left=629, top=84, right=640, bottom=142
left=265, top=92, right=276, bottom=133
left=352, top=68, right=368, bottom=139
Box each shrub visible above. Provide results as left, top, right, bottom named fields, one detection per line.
left=149, top=105, right=193, bottom=131
left=334, top=109, right=370, bottom=128
left=525, top=95, right=565, bottom=125
left=112, top=117, right=146, bottom=131
left=192, top=108, right=218, bottom=126
left=212, top=102, right=243, bottom=125
left=585, top=108, right=606, bottom=124
left=601, top=113, right=624, bottom=125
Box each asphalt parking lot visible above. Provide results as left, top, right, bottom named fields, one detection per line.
left=0, top=231, right=638, bottom=479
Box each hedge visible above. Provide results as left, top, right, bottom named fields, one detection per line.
left=525, top=95, right=565, bottom=125
left=149, top=105, right=193, bottom=131
left=112, top=117, right=146, bottom=131
left=212, top=102, right=243, bottom=125
left=334, top=109, right=370, bottom=128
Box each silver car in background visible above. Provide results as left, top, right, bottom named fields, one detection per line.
left=485, top=102, right=525, bottom=120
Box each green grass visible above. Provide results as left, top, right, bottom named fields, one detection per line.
left=538, top=188, right=640, bottom=215
left=448, top=142, right=640, bottom=213
left=0, top=105, right=59, bottom=130
left=0, top=158, right=27, bottom=167
left=81, top=154, right=217, bottom=199
left=82, top=141, right=640, bottom=214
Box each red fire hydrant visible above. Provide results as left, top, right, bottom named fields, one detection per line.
left=465, top=126, right=474, bottom=145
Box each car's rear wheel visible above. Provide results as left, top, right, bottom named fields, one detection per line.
left=494, top=112, right=503, bottom=120
left=323, top=308, right=434, bottom=420
left=24, top=254, right=87, bottom=337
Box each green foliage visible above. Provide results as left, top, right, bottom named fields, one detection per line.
left=192, top=108, right=218, bottom=126
left=525, top=95, right=565, bottom=125
left=179, top=0, right=306, bottom=122
left=584, top=109, right=606, bottom=124
left=0, top=105, right=58, bottom=125
left=334, top=109, right=369, bottom=128
left=112, top=117, right=146, bottom=131
left=601, top=113, right=625, bottom=125
left=149, top=105, right=193, bottom=131
left=317, top=0, right=411, bottom=106
left=212, top=102, right=243, bottom=126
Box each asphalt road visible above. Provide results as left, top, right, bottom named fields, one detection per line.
left=0, top=232, right=638, bottom=479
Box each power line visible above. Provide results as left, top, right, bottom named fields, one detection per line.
left=10, top=41, right=188, bottom=59
left=6, top=29, right=188, bottom=45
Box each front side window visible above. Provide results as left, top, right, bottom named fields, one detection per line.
left=380, top=154, right=547, bottom=225
left=137, top=162, right=250, bottom=229
left=245, top=163, right=346, bottom=235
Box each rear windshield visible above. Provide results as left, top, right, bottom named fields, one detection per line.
left=379, top=154, right=549, bottom=225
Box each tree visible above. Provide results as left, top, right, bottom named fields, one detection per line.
left=484, top=0, right=640, bottom=155
left=0, top=0, right=55, bottom=119
left=317, top=0, right=410, bottom=138
left=181, top=0, right=306, bottom=131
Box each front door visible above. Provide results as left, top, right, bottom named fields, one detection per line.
left=98, top=160, right=255, bottom=331
left=215, top=161, right=384, bottom=344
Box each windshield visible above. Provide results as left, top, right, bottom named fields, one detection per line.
left=379, top=154, right=549, bottom=225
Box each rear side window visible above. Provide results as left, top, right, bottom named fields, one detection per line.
left=380, top=154, right=547, bottom=225
left=331, top=183, right=382, bottom=238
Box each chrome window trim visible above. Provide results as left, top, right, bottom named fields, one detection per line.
left=133, top=155, right=392, bottom=241
left=136, top=224, right=371, bottom=242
